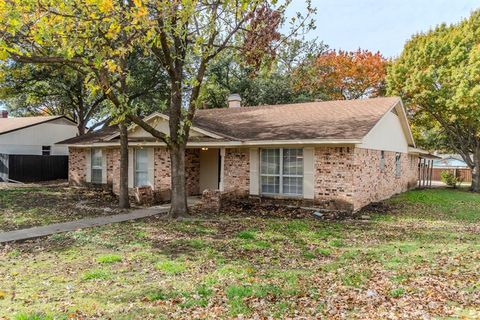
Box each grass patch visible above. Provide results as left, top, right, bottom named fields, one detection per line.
left=315, top=248, right=332, bottom=256
left=81, top=269, right=112, bottom=281
left=389, top=287, right=406, bottom=298
left=14, top=313, right=66, bottom=320
left=96, top=254, right=122, bottom=264
left=329, top=239, right=344, bottom=248
left=237, top=230, right=256, bottom=240
left=155, top=260, right=187, bottom=275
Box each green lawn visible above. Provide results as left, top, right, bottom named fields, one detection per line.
left=0, top=188, right=479, bottom=319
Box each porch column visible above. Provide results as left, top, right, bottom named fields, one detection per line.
left=219, top=148, right=225, bottom=192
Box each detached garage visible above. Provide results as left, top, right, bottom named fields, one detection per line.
left=0, top=112, right=77, bottom=182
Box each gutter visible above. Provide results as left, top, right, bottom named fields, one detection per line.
left=66, top=139, right=363, bottom=148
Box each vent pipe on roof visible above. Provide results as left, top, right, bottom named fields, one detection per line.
left=227, top=93, right=242, bottom=108
left=0, top=110, right=8, bottom=118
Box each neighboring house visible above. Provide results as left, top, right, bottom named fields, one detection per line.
left=60, top=96, right=422, bottom=212
left=431, top=154, right=472, bottom=183
left=433, top=154, right=469, bottom=168
left=0, top=112, right=78, bottom=182
left=0, top=113, right=77, bottom=155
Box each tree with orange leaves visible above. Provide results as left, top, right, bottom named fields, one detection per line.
left=293, top=49, right=387, bottom=100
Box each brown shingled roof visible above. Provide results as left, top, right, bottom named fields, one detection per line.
left=61, top=97, right=402, bottom=145
left=56, top=126, right=118, bottom=145
left=193, top=97, right=401, bottom=141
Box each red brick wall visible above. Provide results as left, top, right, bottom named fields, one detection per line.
left=314, top=147, right=356, bottom=210
left=223, top=148, right=250, bottom=194
left=186, top=149, right=200, bottom=195
left=153, top=148, right=171, bottom=199
left=69, top=145, right=418, bottom=210
left=353, top=148, right=418, bottom=210
left=313, top=147, right=418, bottom=211
left=106, top=148, right=118, bottom=188
left=68, top=147, right=87, bottom=186
left=70, top=147, right=200, bottom=201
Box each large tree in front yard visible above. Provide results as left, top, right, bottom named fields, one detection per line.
left=387, top=10, right=480, bottom=192
left=0, top=0, right=160, bottom=208
left=0, top=0, right=313, bottom=216
left=125, top=0, right=315, bottom=217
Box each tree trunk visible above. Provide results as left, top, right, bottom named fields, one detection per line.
left=119, top=123, right=130, bottom=209
left=471, top=158, right=480, bottom=192
left=169, top=143, right=189, bottom=218
left=77, top=121, right=86, bottom=136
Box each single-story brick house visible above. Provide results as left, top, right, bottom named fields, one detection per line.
left=60, top=96, right=423, bottom=211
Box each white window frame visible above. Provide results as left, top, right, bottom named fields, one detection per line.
left=134, top=148, right=149, bottom=187
left=260, top=148, right=304, bottom=197
left=91, top=148, right=103, bottom=184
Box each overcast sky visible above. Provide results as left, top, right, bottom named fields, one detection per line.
left=286, top=0, right=480, bottom=58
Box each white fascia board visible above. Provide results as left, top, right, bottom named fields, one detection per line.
left=68, top=139, right=362, bottom=149
left=408, top=147, right=429, bottom=155
left=105, top=112, right=224, bottom=141
left=396, top=100, right=416, bottom=147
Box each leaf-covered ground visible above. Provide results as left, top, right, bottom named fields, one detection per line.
left=0, top=184, right=125, bottom=231
left=0, top=188, right=479, bottom=319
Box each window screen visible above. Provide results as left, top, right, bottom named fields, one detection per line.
left=260, top=148, right=303, bottom=196
left=395, top=153, right=401, bottom=177
left=135, top=148, right=149, bottom=187
left=91, top=149, right=103, bottom=184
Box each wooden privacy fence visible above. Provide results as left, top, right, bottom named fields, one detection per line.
left=0, top=154, right=68, bottom=182
left=431, top=168, right=472, bottom=182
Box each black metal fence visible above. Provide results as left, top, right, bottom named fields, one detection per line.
left=0, top=153, right=8, bottom=181
left=0, top=154, right=68, bottom=182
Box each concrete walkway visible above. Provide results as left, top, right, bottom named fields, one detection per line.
left=0, top=197, right=202, bottom=243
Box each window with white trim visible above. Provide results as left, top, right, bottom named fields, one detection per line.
left=91, top=149, right=103, bottom=184
left=395, top=153, right=401, bottom=177
left=134, top=148, right=149, bottom=187
left=261, top=148, right=303, bottom=196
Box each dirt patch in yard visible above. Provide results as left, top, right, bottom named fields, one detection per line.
left=0, top=183, right=125, bottom=231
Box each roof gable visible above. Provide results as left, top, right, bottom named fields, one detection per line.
left=105, top=112, right=224, bottom=141
left=358, top=99, right=415, bottom=152
left=0, top=116, right=77, bottom=136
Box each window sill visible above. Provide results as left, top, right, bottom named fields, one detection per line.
left=260, top=193, right=304, bottom=200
